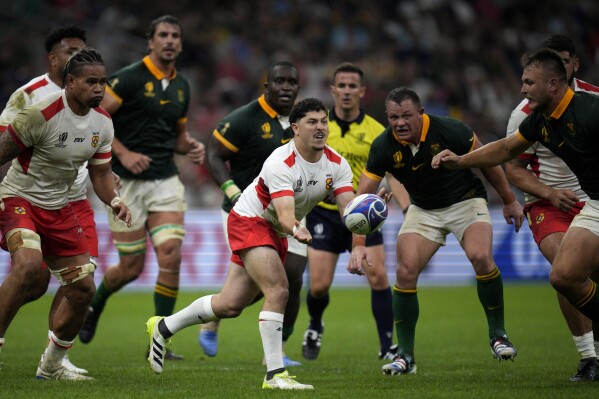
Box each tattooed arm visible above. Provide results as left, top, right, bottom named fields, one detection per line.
left=0, top=132, right=22, bottom=166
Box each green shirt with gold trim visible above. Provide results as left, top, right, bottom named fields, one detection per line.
left=213, top=95, right=294, bottom=212
left=517, top=88, right=599, bottom=200
left=365, top=114, right=486, bottom=210
left=106, top=56, right=190, bottom=180
left=317, top=109, right=385, bottom=211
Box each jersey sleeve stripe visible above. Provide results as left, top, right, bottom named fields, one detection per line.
left=213, top=130, right=239, bottom=153
left=363, top=168, right=383, bottom=182
left=105, top=86, right=123, bottom=104
left=271, top=190, right=294, bottom=198
left=468, top=134, right=477, bottom=153
left=7, top=125, right=28, bottom=150
left=516, top=131, right=532, bottom=145
left=333, top=186, right=354, bottom=196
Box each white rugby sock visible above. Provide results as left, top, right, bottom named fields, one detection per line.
left=42, top=332, right=72, bottom=371
left=573, top=332, right=596, bottom=359
left=259, top=311, right=284, bottom=372
left=164, top=295, right=217, bottom=334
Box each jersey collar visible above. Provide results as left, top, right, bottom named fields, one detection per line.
left=550, top=88, right=574, bottom=120
left=143, top=56, right=177, bottom=81
left=258, top=94, right=278, bottom=118
left=392, top=114, right=430, bottom=146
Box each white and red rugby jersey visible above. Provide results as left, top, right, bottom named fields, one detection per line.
left=234, top=140, right=354, bottom=237
left=1, top=90, right=113, bottom=209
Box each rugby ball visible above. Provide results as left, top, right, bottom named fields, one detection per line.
left=343, top=194, right=388, bottom=235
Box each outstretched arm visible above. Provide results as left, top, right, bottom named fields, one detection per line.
left=432, top=134, right=531, bottom=170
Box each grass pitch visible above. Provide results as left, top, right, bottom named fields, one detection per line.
left=0, top=283, right=596, bottom=398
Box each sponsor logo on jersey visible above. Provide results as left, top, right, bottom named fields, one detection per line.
left=430, top=143, right=442, bottom=156
left=178, top=89, right=184, bottom=103
left=567, top=123, right=576, bottom=137
left=55, top=132, right=68, bottom=148
left=325, top=177, right=333, bottom=190
left=91, top=132, right=100, bottom=148
left=281, top=138, right=292, bottom=144
left=261, top=122, right=273, bottom=139
left=144, top=82, right=155, bottom=97
left=541, top=126, right=550, bottom=143
left=15, top=206, right=26, bottom=215
left=294, top=175, right=303, bottom=192
left=392, top=151, right=405, bottom=168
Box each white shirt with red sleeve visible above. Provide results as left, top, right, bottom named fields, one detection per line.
left=234, top=140, right=354, bottom=237
left=0, top=90, right=113, bottom=210
left=506, top=78, right=599, bottom=204
left=0, top=73, right=89, bottom=202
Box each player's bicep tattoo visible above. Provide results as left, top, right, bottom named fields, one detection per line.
left=0, top=132, right=22, bottom=165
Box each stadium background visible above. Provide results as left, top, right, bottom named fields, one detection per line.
left=0, top=0, right=597, bottom=288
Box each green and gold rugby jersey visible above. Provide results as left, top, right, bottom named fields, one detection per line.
left=106, top=56, right=190, bottom=180
left=365, top=114, right=486, bottom=210
left=517, top=89, right=599, bottom=200
left=317, top=109, right=385, bottom=211
left=212, top=95, right=294, bottom=212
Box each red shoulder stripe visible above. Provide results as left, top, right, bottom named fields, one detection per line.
left=93, top=106, right=111, bottom=119
left=284, top=152, right=296, bottom=167
left=24, top=78, right=49, bottom=95
left=40, top=96, right=65, bottom=122
left=576, top=79, right=599, bottom=93
left=323, top=147, right=341, bottom=164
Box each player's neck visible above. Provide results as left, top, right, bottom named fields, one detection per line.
left=47, top=71, right=63, bottom=88
left=296, top=144, right=323, bottom=163
left=65, top=94, right=91, bottom=116
left=334, top=106, right=360, bottom=122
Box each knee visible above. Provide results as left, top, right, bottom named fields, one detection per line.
left=549, top=265, right=576, bottom=292
left=116, top=258, right=145, bottom=283
left=309, top=280, right=329, bottom=297
left=468, top=251, right=493, bottom=272
left=266, top=286, right=289, bottom=306
left=66, top=278, right=96, bottom=305
left=395, top=263, right=418, bottom=286
left=156, top=241, right=182, bottom=269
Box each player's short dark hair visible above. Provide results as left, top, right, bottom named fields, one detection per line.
left=266, top=61, right=298, bottom=82
left=146, top=15, right=182, bottom=39
left=44, top=26, right=87, bottom=53
left=289, top=98, right=328, bottom=124
left=386, top=87, right=421, bottom=108
left=542, top=35, right=576, bottom=56
left=521, top=48, right=568, bottom=84
left=332, top=62, right=364, bottom=85
left=62, top=48, right=104, bottom=87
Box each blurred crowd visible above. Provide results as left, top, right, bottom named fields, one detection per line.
left=0, top=0, right=598, bottom=207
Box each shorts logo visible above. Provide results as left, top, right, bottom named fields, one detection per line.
left=325, top=177, right=333, bottom=190
left=15, top=206, right=26, bottom=215
left=536, top=213, right=544, bottom=224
